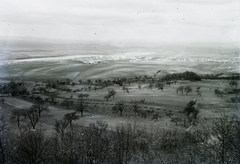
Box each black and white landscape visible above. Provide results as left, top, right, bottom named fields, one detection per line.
left=0, top=0, right=239, bottom=163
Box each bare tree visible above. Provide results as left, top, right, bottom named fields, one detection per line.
left=108, top=89, right=117, bottom=99
left=81, top=121, right=109, bottom=163
left=201, top=115, right=239, bottom=163
left=78, top=93, right=83, bottom=99
left=12, top=129, right=46, bottom=164
left=111, top=123, right=139, bottom=164
left=166, top=81, right=171, bottom=86
left=231, top=117, right=240, bottom=163
left=27, top=107, right=40, bottom=130
left=0, top=115, right=7, bottom=164
left=0, top=98, right=5, bottom=104
left=138, top=84, right=142, bottom=90
left=104, top=94, right=111, bottom=101
left=228, top=80, right=238, bottom=88
left=88, top=86, right=92, bottom=91
left=76, top=100, right=87, bottom=116
left=11, top=109, right=26, bottom=127
left=71, top=82, right=75, bottom=87
left=54, top=119, right=69, bottom=140
left=170, top=116, right=182, bottom=125
left=61, top=99, right=74, bottom=109
left=87, top=79, right=92, bottom=85
left=156, top=82, right=164, bottom=91
left=184, top=86, right=192, bottom=95
left=31, top=103, right=48, bottom=117
left=113, top=101, right=126, bottom=116
left=195, top=86, right=201, bottom=92
left=176, top=86, right=184, bottom=95
left=125, top=88, right=129, bottom=94
left=147, top=83, right=154, bottom=90
left=132, top=100, right=139, bottom=117
left=48, top=92, right=58, bottom=105
left=64, top=112, right=79, bottom=126
left=196, top=86, right=202, bottom=96
left=94, top=86, right=98, bottom=92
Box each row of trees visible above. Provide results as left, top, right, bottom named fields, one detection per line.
left=176, top=86, right=193, bottom=95
left=0, top=80, right=29, bottom=96
left=161, top=71, right=201, bottom=81
left=0, top=114, right=239, bottom=164
left=11, top=101, right=48, bottom=129
left=85, top=71, right=201, bottom=87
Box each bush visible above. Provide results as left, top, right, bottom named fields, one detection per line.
left=171, top=116, right=182, bottom=125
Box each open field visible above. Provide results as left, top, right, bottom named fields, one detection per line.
left=0, top=41, right=239, bottom=81
left=1, top=78, right=239, bottom=135
left=0, top=42, right=239, bottom=163
left=0, top=59, right=239, bottom=82
left=0, top=63, right=239, bottom=164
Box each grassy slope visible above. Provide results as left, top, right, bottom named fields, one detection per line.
left=0, top=78, right=238, bottom=135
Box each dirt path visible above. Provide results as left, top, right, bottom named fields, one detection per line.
left=72, top=64, right=96, bottom=82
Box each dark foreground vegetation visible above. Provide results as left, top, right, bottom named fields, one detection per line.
left=0, top=114, right=239, bottom=164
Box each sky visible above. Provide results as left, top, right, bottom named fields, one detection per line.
left=0, top=0, right=239, bottom=43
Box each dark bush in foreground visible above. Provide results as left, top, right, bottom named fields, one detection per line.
left=1, top=115, right=239, bottom=164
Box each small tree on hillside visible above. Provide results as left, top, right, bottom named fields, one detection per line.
left=27, top=107, right=40, bottom=130
left=183, top=99, right=199, bottom=127
left=88, top=86, right=92, bottom=91
left=54, top=119, right=69, bottom=140
left=87, top=79, right=92, bottom=85
left=125, top=88, right=129, bottom=94
left=76, top=100, right=87, bottom=116
left=170, top=116, right=182, bottom=125
left=166, top=81, right=171, bottom=86
left=196, top=86, right=201, bottom=92
left=147, top=83, right=154, bottom=90
left=214, top=89, right=223, bottom=97
left=94, top=86, right=98, bottom=92
left=184, top=86, right=192, bottom=95
left=11, top=109, right=27, bottom=127
left=104, top=94, right=111, bottom=101
left=0, top=98, right=5, bottom=104
left=78, top=93, right=83, bottom=99
left=229, top=80, right=238, bottom=88
left=176, top=86, right=184, bottom=95
left=31, top=103, right=48, bottom=117
left=71, top=82, right=75, bottom=87
left=64, top=112, right=79, bottom=127
left=156, top=83, right=164, bottom=91
left=48, top=92, right=58, bottom=105
left=108, top=89, right=117, bottom=99
left=61, top=99, right=74, bottom=109
left=196, top=86, right=202, bottom=97
left=113, top=101, right=126, bottom=116
left=132, top=100, right=140, bottom=117
left=138, top=84, right=142, bottom=90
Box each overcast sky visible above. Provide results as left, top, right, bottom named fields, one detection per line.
left=0, top=0, right=239, bottom=43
